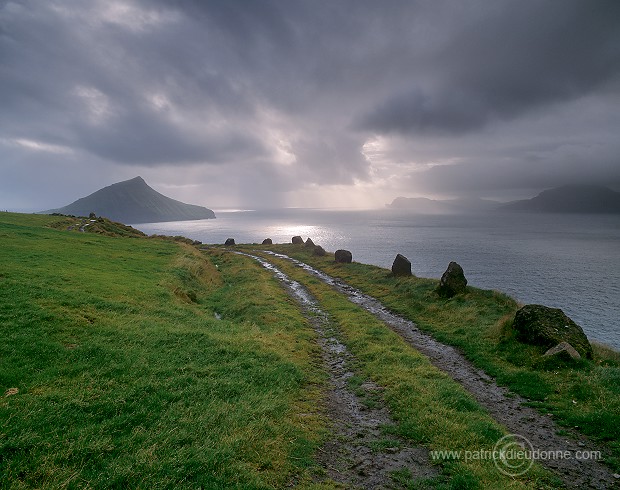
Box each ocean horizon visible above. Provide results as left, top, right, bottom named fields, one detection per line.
left=134, top=208, right=620, bottom=349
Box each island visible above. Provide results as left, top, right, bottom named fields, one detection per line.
left=42, top=176, right=216, bottom=223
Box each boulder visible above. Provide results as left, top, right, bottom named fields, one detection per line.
left=224, top=238, right=235, bottom=246
left=313, top=245, right=326, bottom=256
left=335, top=249, right=352, bottom=263
left=262, top=238, right=273, bottom=245
left=437, top=261, right=467, bottom=297
left=391, top=254, right=412, bottom=276
left=292, top=236, right=303, bottom=244
left=305, top=237, right=315, bottom=247
left=543, top=342, right=582, bottom=361
left=513, top=304, right=593, bottom=359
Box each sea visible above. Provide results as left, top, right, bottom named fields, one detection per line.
left=133, top=209, right=620, bottom=350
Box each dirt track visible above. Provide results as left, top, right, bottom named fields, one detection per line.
left=237, top=252, right=438, bottom=488
left=256, top=251, right=618, bottom=489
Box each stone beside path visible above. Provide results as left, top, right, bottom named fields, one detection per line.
left=257, top=250, right=616, bottom=490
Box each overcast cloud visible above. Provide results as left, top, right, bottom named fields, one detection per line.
left=1, top=0, right=619, bottom=210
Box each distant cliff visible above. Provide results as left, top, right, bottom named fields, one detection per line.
left=501, top=185, right=620, bottom=213
left=42, top=176, right=216, bottom=223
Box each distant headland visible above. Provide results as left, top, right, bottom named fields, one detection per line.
left=41, top=176, right=216, bottom=223
left=500, top=185, right=620, bottom=213
left=388, top=184, right=620, bottom=214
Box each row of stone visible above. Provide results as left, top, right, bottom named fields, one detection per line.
left=224, top=235, right=343, bottom=260
left=294, top=237, right=467, bottom=298
left=222, top=236, right=592, bottom=361
left=295, top=239, right=592, bottom=362
left=390, top=252, right=592, bottom=360
left=292, top=236, right=329, bottom=257
left=391, top=253, right=467, bottom=298
left=391, top=253, right=592, bottom=360
left=224, top=236, right=466, bottom=297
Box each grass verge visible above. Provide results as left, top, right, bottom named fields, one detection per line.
left=252, top=250, right=563, bottom=489
left=0, top=213, right=326, bottom=489
left=260, top=244, right=620, bottom=473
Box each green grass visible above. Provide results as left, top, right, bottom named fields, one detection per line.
left=261, top=244, right=620, bottom=472
left=0, top=214, right=327, bottom=489
left=2, top=213, right=616, bottom=488
left=251, top=250, right=562, bottom=489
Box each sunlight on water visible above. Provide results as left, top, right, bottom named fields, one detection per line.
left=135, top=209, right=620, bottom=349
left=263, top=224, right=325, bottom=241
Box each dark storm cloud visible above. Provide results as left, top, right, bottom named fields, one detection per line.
left=407, top=148, right=620, bottom=200
left=0, top=1, right=271, bottom=166
left=380, top=89, right=620, bottom=199
left=1, top=0, right=619, bottom=209
left=358, top=1, right=620, bottom=135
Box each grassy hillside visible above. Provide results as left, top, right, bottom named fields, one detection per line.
left=0, top=213, right=324, bottom=488
left=2, top=213, right=617, bottom=488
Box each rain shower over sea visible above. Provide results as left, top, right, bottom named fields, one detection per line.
left=134, top=208, right=620, bottom=349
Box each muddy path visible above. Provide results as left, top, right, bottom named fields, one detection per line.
left=257, top=251, right=618, bottom=490
left=235, top=252, right=438, bottom=489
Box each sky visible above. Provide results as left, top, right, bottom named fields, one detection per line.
left=1, top=0, right=619, bottom=211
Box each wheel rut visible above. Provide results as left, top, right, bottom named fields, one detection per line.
left=235, top=252, right=438, bottom=489
left=257, top=251, right=618, bottom=490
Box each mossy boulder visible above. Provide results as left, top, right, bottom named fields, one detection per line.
left=437, top=261, right=467, bottom=297
left=335, top=249, right=352, bottom=263
left=292, top=236, right=303, bottom=244
left=262, top=238, right=273, bottom=245
left=224, top=238, right=235, bottom=246
left=391, top=254, right=412, bottom=276
left=513, top=304, right=593, bottom=359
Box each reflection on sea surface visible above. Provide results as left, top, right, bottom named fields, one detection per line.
left=135, top=209, right=620, bottom=349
